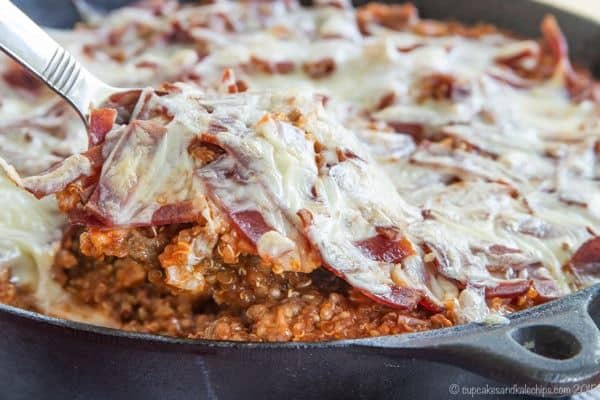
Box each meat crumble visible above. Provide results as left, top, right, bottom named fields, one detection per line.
left=48, top=225, right=541, bottom=341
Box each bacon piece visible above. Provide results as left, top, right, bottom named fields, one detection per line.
left=355, top=232, right=413, bottom=263
left=494, top=42, right=539, bottom=70
left=188, top=137, right=224, bottom=167
left=83, top=120, right=174, bottom=225
left=135, top=60, right=159, bottom=69
left=387, top=122, right=426, bottom=142
left=416, top=73, right=470, bottom=102
left=412, top=19, right=448, bottom=36
left=230, top=210, right=273, bottom=244
left=248, top=56, right=295, bottom=75
left=89, top=108, right=118, bottom=146
left=151, top=201, right=198, bottom=226
left=488, top=244, right=521, bottom=255
left=78, top=146, right=105, bottom=196
left=302, top=58, right=336, bottom=79
left=487, top=67, right=536, bottom=89
left=356, top=3, right=418, bottom=35
left=167, top=20, right=195, bottom=43
left=541, top=15, right=568, bottom=67
left=219, top=68, right=249, bottom=94
left=318, top=256, right=423, bottom=310
left=296, top=209, right=313, bottom=229
left=375, top=91, right=396, bottom=111
left=445, top=22, right=498, bottom=38
left=568, top=237, right=600, bottom=277
left=397, top=43, right=424, bottom=53
left=566, top=71, right=600, bottom=103
left=336, top=148, right=364, bottom=163
left=532, top=279, right=561, bottom=301
left=105, top=89, right=142, bottom=123
left=220, top=68, right=237, bottom=93
left=67, top=207, right=110, bottom=227
left=2, top=62, right=42, bottom=93
left=363, top=285, right=422, bottom=309
left=540, top=15, right=598, bottom=101
left=488, top=17, right=597, bottom=100
left=20, top=154, right=93, bottom=199
left=169, top=9, right=236, bottom=38
left=486, top=18, right=572, bottom=88
left=485, top=280, right=531, bottom=298
left=234, top=80, right=248, bottom=93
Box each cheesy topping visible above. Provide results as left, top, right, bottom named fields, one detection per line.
left=0, top=1, right=598, bottom=323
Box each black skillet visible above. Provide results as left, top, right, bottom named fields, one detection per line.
left=0, top=1, right=599, bottom=399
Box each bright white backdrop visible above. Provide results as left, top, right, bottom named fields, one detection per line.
left=537, top=0, right=600, bottom=20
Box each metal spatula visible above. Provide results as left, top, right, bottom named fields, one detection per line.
left=0, top=0, right=128, bottom=126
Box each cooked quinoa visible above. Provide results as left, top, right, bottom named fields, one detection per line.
left=49, top=225, right=540, bottom=340
left=0, top=0, right=598, bottom=341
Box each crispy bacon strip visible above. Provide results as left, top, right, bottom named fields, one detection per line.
left=89, top=108, right=118, bottom=146
left=541, top=15, right=598, bottom=101
left=494, top=42, right=539, bottom=70
left=485, top=280, right=530, bottom=298
left=532, top=279, right=562, bottom=301
left=568, top=237, right=600, bottom=278
left=541, top=15, right=568, bottom=68
left=356, top=3, right=418, bottom=35
left=487, top=66, right=537, bottom=89
left=388, top=122, right=426, bottom=142
left=2, top=61, right=43, bottom=93
left=355, top=232, right=413, bottom=263
left=151, top=201, right=198, bottom=226
left=487, top=17, right=598, bottom=100
left=21, top=154, right=93, bottom=199
left=416, top=73, right=470, bottom=102
left=230, top=210, right=274, bottom=244
left=302, top=58, right=336, bottom=79
left=248, top=56, right=295, bottom=75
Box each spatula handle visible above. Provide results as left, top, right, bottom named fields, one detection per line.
left=0, top=0, right=113, bottom=124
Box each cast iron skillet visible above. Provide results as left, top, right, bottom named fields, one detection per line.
left=1, top=1, right=599, bottom=399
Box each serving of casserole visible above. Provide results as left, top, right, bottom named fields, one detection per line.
left=0, top=0, right=598, bottom=342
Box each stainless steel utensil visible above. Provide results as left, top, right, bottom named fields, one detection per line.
left=0, top=0, right=127, bottom=126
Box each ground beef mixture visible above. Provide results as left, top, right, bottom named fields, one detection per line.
left=0, top=269, right=38, bottom=311
left=45, top=224, right=537, bottom=341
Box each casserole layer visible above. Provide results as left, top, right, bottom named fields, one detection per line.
left=0, top=0, right=598, bottom=340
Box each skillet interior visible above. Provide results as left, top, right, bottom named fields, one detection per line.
left=6, top=0, right=599, bottom=346
left=1, top=1, right=599, bottom=399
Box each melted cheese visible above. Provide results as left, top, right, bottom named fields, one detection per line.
left=0, top=1, right=598, bottom=323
